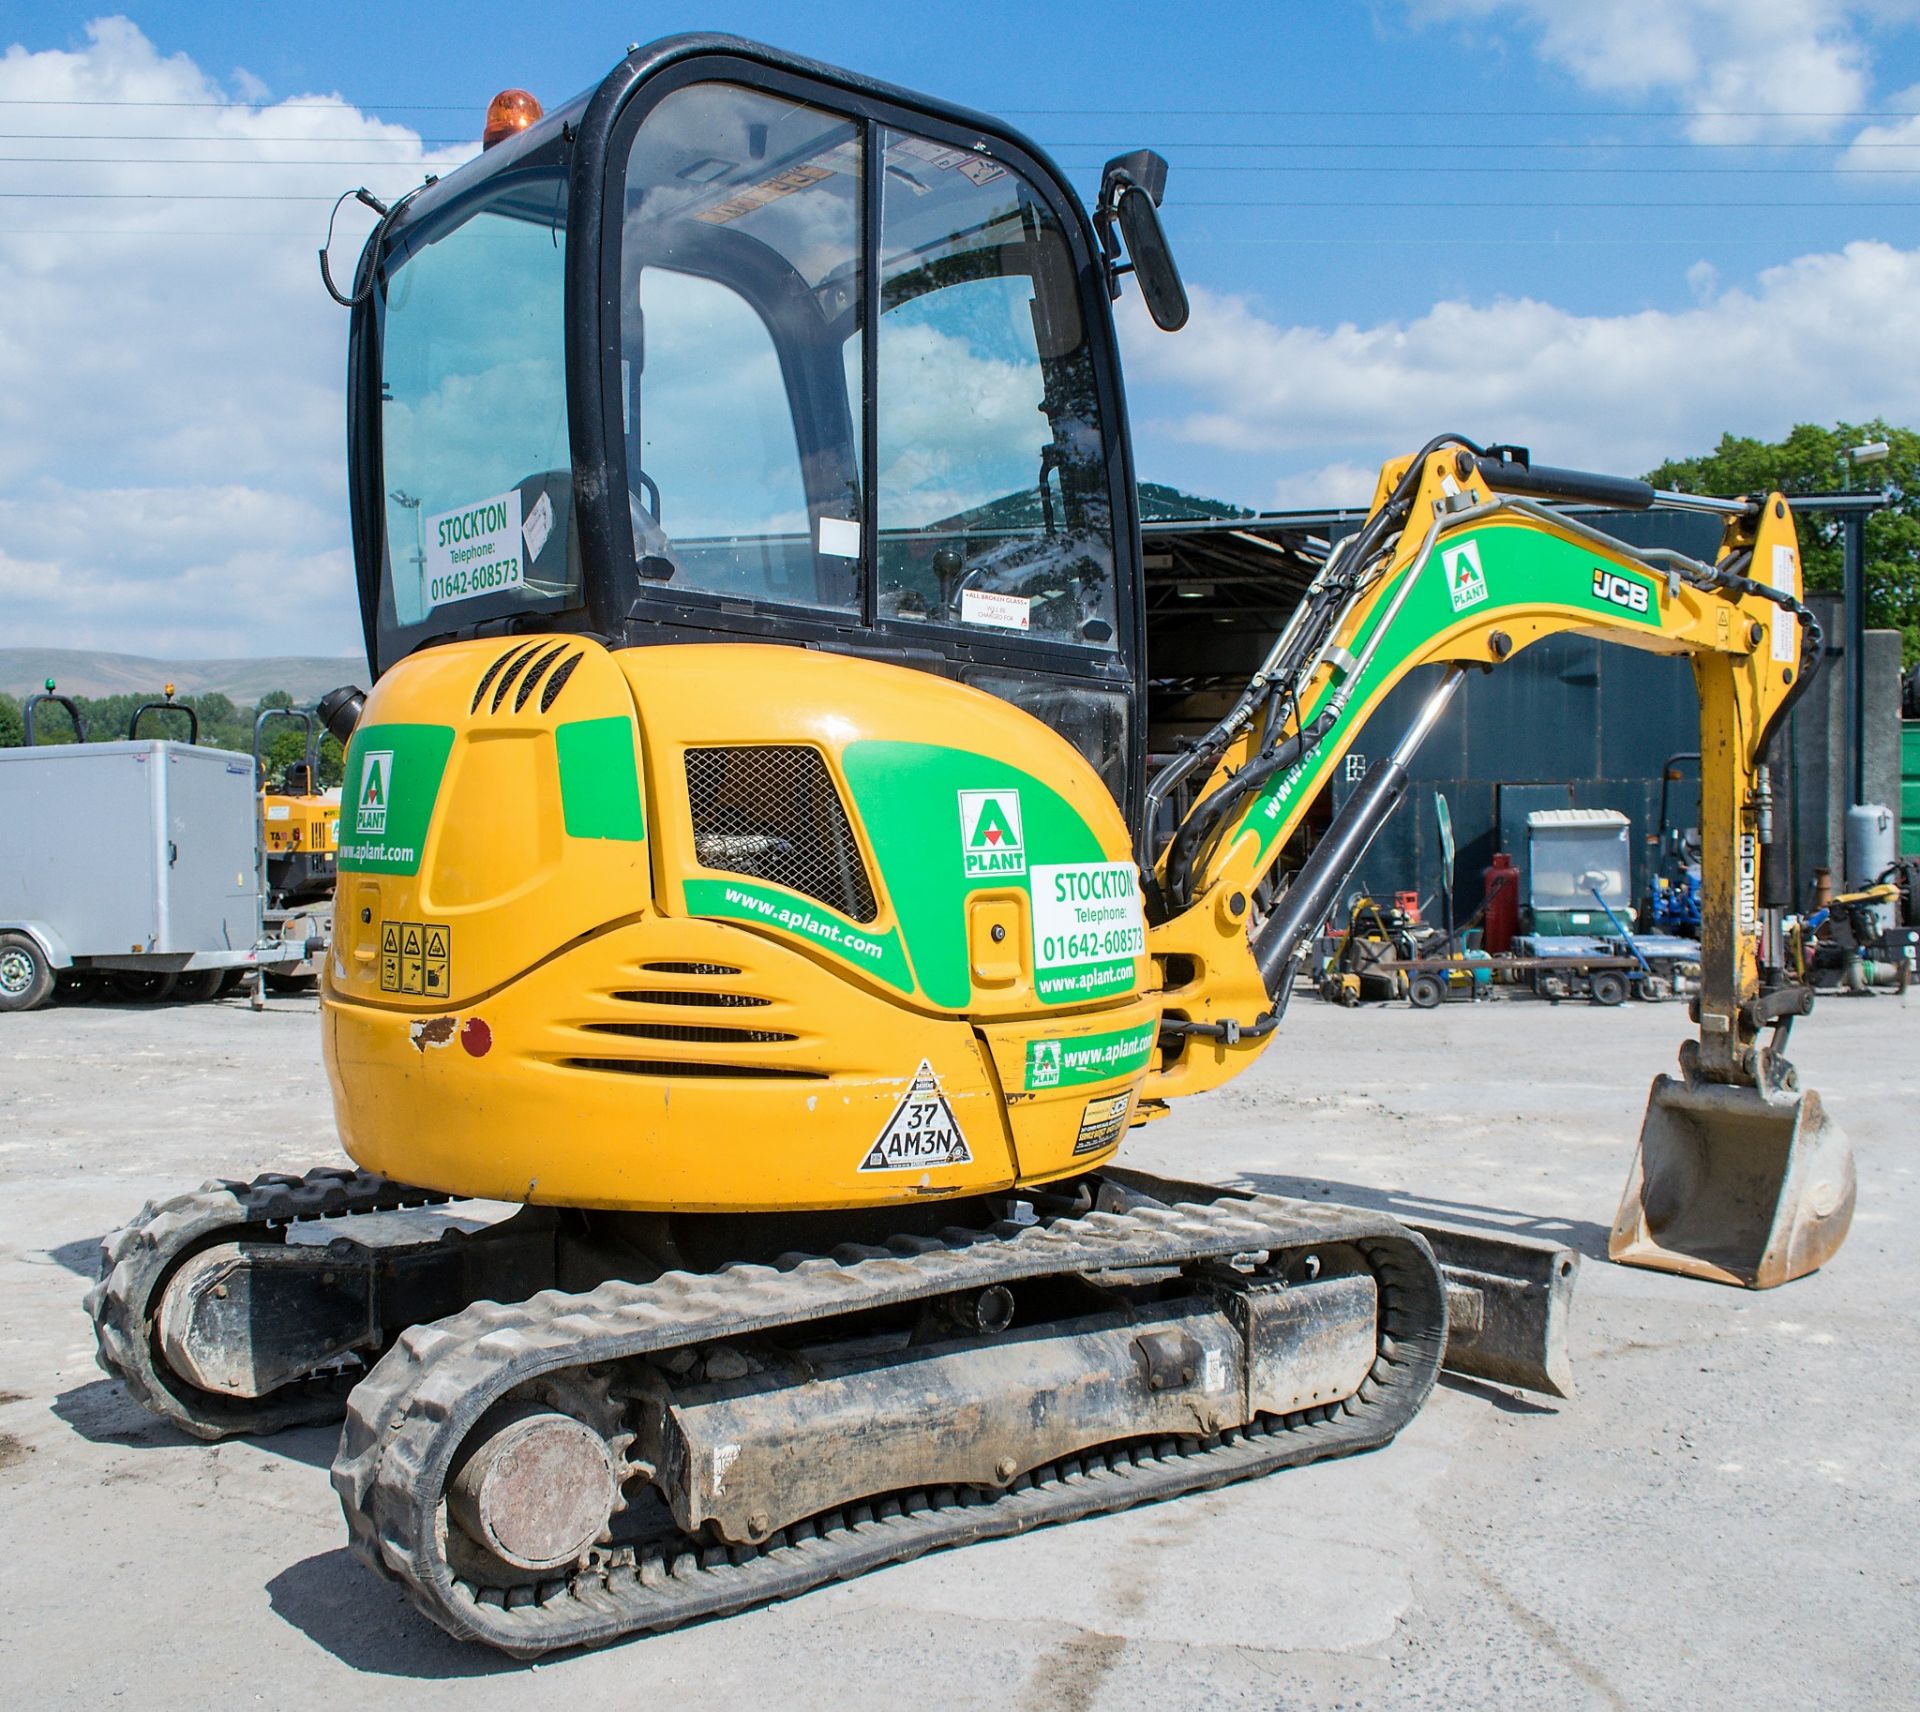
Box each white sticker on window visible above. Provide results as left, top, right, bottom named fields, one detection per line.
left=522, top=488, right=554, bottom=564
left=892, top=136, right=970, bottom=172
left=423, top=490, right=523, bottom=610
left=1770, top=543, right=1798, bottom=664
left=960, top=588, right=1031, bottom=631
left=818, top=515, right=861, bottom=559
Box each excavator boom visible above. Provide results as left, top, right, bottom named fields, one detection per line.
left=1142, top=439, right=1853, bottom=1287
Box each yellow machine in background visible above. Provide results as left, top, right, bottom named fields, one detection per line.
left=92, top=35, right=1854, bottom=1656
left=254, top=704, right=341, bottom=912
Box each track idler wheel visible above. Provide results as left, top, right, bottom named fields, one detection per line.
left=448, top=1404, right=619, bottom=1574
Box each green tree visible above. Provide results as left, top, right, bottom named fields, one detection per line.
left=0, top=692, right=21, bottom=748
left=259, top=708, right=344, bottom=789
left=1646, top=419, right=1920, bottom=664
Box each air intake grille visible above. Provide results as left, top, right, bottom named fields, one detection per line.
left=684, top=746, right=878, bottom=923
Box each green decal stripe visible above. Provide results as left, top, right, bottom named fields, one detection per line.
left=336, top=722, right=455, bottom=876
left=682, top=876, right=914, bottom=995
left=1024, top=1019, right=1157, bottom=1090
left=1036, top=962, right=1136, bottom=1004
left=841, top=741, right=1120, bottom=1010
left=1232, top=525, right=1665, bottom=863
left=555, top=717, right=646, bottom=841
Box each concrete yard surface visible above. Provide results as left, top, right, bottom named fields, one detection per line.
left=0, top=989, right=1913, bottom=1709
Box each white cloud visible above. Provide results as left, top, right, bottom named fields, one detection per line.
left=1839, top=81, right=1920, bottom=170
left=1405, top=0, right=1914, bottom=142
left=0, top=16, right=473, bottom=659
left=0, top=483, right=355, bottom=656
left=1120, top=239, right=1920, bottom=487
left=1266, top=463, right=1383, bottom=510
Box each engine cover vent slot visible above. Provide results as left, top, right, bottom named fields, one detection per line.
left=471, top=643, right=537, bottom=713
left=513, top=644, right=571, bottom=711
left=612, top=989, right=770, bottom=1009
left=491, top=647, right=543, bottom=713
left=539, top=651, right=585, bottom=713
left=684, top=746, right=878, bottom=924
left=562, top=1057, right=825, bottom=1081
left=583, top=1021, right=795, bottom=1045
left=639, top=961, right=740, bottom=976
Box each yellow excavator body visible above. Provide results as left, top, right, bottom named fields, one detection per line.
left=324, top=639, right=1156, bottom=1209
left=89, top=31, right=1857, bottom=1658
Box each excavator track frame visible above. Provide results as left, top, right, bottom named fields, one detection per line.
left=334, top=1187, right=1444, bottom=1656
left=88, top=1167, right=457, bottom=1440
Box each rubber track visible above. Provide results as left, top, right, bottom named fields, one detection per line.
left=87, top=1167, right=454, bottom=1441
left=335, top=1192, right=1445, bottom=1656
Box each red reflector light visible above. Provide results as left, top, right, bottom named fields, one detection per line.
left=483, top=89, right=542, bottom=149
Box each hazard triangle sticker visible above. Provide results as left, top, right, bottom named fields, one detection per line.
left=859, top=1059, right=972, bottom=1173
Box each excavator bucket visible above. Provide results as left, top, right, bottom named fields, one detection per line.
left=1610, top=1074, right=1855, bottom=1289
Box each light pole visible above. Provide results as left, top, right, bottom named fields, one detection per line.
left=1838, top=442, right=1889, bottom=807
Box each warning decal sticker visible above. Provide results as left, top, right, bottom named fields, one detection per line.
left=379, top=919, right=452, bottom=997
left=859, top=1059, right=973, bottom=1173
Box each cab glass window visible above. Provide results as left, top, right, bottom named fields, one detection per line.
left=379, top=175, right=576, bottom=631
left=873, top=128, right=1117, bottom=648
left=619, top=83, right=863, bottom=611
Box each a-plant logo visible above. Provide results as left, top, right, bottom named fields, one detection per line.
left=1443, top=539, right=1489, bottom=612
left=958, top=788, right=1025, bottom=877
left=1028, top=1039, right=1063, bottom=1088
left=357, top=750, right=394, bottom=836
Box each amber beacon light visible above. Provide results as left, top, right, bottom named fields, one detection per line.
left=482, top=88, right=543, bottom=148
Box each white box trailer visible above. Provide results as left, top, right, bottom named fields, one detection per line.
left=0, top=738, right=308, bottom=1010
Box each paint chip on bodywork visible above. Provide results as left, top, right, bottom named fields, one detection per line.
left=410, top=1016, right=457, bottom=1051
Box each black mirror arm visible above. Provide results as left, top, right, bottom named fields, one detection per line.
left=1094, top=151, right=1188, bottom=331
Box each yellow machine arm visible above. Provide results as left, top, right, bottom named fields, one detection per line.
left=1141, top=438, right=1854, bottom=1287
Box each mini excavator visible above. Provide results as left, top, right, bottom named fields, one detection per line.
left=92, top=35, right=1854, bottom=1655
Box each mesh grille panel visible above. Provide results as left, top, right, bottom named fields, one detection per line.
left=684, top=746, right=878, bottom=923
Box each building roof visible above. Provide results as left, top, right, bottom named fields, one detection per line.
left=1526, top=809, right=1631, bottom=828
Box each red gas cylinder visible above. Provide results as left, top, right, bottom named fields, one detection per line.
left=1482, top=852, right=1520, bottom=954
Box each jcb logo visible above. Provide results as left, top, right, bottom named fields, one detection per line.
left=1591, top=569, right=1651, bottom=615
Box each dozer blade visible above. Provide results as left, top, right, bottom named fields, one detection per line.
left=1610, top=1073, right=1855, bottom=1289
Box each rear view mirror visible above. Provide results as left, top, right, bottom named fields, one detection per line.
left=1097, top=150, right=1189, bottom=332
left=1116, top=185, right=1188, bottom=331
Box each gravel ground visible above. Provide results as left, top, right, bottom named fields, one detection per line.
left=0, top=985, right=1912, bottom=1709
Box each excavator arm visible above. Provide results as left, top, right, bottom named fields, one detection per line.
left=1142, top=437, right=1854, bottom=1289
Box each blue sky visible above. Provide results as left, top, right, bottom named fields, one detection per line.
left=3, top=2, right=1919, bottom=655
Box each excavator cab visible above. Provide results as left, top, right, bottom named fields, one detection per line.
left=348, top=37, right=1180, bottom=813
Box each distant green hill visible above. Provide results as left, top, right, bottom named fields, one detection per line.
left=0, top=648, right=366, bottom=703
left=1137, top=481, right=1258, bottom=524
left=933, top=480, right=1255, bottom=533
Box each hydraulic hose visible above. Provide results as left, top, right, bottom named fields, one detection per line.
left=1160, top=707, right=1339, bottom=910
